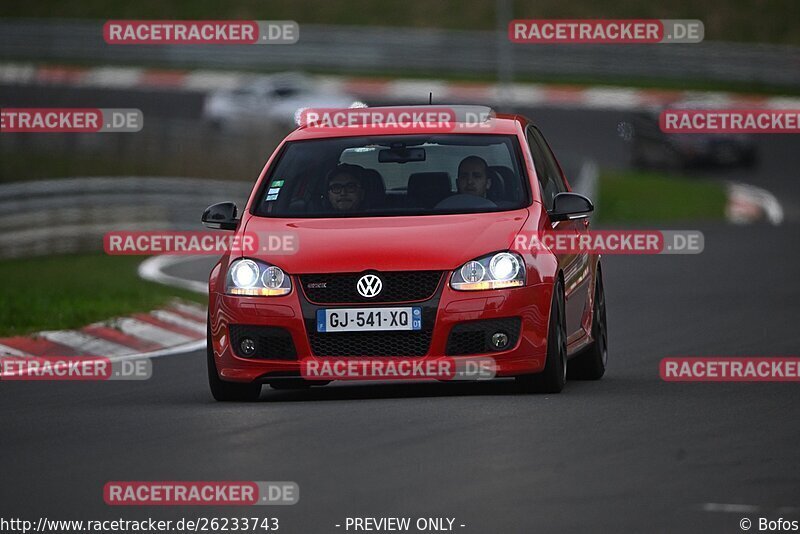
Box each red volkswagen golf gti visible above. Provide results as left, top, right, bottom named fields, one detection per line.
left=203, top=106, right=607, bottom=401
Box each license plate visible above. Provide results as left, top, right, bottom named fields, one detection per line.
left=316, top=307, right=422, bottom=332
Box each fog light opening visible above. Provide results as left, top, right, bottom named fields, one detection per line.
left=491, top=332, right=509, bottom=350
left=240, top=337, right=256, bottom=356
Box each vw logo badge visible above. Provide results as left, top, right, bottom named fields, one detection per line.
left=357, top=274, right=383, bottom=298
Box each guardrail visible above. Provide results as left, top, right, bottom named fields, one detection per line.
left=1, top=20, right=799, bottom=89
left=0, top=177, right=251, bottom=259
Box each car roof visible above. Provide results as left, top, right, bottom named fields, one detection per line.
left=285, top=106, right=527, bottom=141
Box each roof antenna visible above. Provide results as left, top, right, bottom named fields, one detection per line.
left=429, top=92, right=433, bottom=105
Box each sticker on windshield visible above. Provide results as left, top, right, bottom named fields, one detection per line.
left=272, top=179, right=285, bottom=187
left=266, top=194, right=279, bottom=201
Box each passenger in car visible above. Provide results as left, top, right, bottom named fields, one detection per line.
left=456, top=156, right=492, bottom=198
left=326, top=164, right=366, bottom=212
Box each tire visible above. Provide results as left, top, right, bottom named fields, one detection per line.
left=517, top=278, right=567, bottom=394
left=568, top=267, right=608, bottom=380
left=207, top=320, right=262, bottom=402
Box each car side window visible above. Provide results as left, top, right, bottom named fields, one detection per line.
left=526, top=127, right=565, bottom=210
left=535, top=128, right=568, bottom=193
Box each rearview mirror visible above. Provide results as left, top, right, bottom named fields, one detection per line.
left=549, top=193, right=594, bottom=222
left=378, top=147, right=426, bottom=163
left=202, top=202, right=239, bottom=230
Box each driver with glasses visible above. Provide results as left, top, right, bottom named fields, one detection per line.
left=325, top=163, right=366, bottom=212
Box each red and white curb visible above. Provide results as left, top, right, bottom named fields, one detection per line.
left=0, top=299, right=207, bottom=363
left=0, top=251, right=213, bottom=366
left=726, top=182, right=784, bottom=225
left=2, top=62, right=799, bottom=111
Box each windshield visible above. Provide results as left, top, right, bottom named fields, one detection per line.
left=252, top=134, right=529, bottom=217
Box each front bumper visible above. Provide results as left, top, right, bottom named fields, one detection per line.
left=209, top=278, right=552, bottom=383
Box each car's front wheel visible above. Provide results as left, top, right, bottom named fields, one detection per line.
left=568, top=267, right=608, bottom=380
left=517, top=278, right=567, bottom=394
left=207, top=320, right=262, bottom=402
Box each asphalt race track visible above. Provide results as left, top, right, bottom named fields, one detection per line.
left=1, top=84, right=799, bottom=533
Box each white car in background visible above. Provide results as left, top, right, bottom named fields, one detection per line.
left=203, top=72, right=359, bottom=131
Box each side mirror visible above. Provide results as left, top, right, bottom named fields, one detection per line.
left=549, top=192, right=594, bottom=222
left=202, top=202, right=239, bottom=230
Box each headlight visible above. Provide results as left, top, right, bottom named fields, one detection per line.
left=226, top=258, right=291, bottom=296
left=450, top=252, right=525, bottom=291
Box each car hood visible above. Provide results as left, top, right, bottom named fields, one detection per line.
left=242, top=209, right=529, bottom=273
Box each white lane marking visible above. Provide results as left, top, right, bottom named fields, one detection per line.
left=0, top=343, right=33, bottom=358
left=150, top=310, right=206, bottom=334
left=138, top=255, right=208, bottom=294
left=38, top=330, right=136, bottom=357
left=700, top=503, right=800, bottom=514
left=113, top=317, right=195, bottom=346
left=701, top=503, right=761, bottom=513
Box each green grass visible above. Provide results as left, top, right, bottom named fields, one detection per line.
left=597, top=170, right=727, bottom=224
left=6, top=0, right=800, bottom=45
left=0, top=254, right=206, bottom=337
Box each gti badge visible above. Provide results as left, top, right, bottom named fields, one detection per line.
left=356, top=274, right=383, bottom=298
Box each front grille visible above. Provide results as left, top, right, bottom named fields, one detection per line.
left=229, top=324, right=297, bottom=360
left=300, top=271, right=443, bottom=304
left=445, top=317, right=522, bottom=356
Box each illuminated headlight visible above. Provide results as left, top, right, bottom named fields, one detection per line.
left=231, top=259, right=259, bottom=288
left=489, top=253, right=520, bottom=281
left=226, top=259, right=291, bottom=296
left=450, top=252, right=525, bottom=291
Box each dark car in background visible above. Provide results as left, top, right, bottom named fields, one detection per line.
left=631, top=100, right=758, bottom=169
